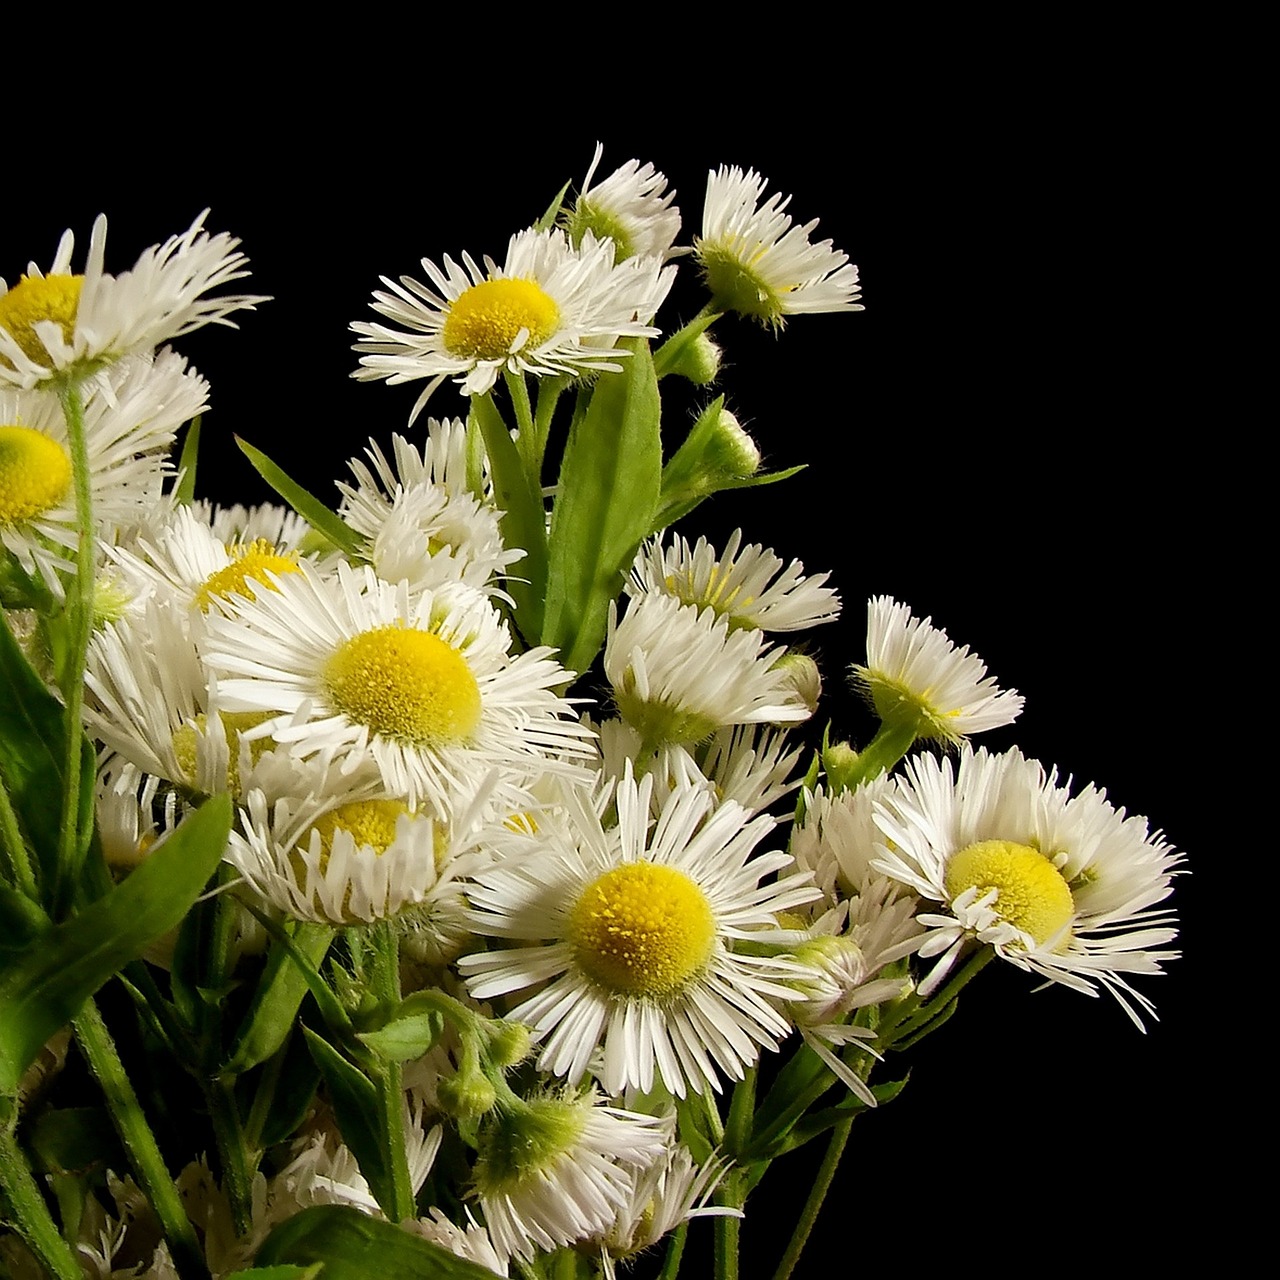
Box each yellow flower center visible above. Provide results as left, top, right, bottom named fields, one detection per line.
left=665, top=566, right=756, bottom=628
left=171, top=711, right=275, bottom=795
left=945, top=839, right=1075, bottom=946
left=0, top=425, right=73, bottom=526
left=570, top=862, right=716, bottom=998
left=442, top=278, right=560, bottom=360
left=324, top=625, right=482, bottom=745
left=306, top=798, right=411, bottom=860
left=194, top=540, right=301, bottom=611
left=0, top=274, right=83, bottom=367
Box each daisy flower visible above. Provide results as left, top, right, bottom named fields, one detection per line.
left=471, top=1089, right=668, bottom=1261
left=459, top=771, right=820, bottom=1097
left=629, top=529, right=840, bottom=632
left=0, top=210, right=265, bottom=389
left=337, top=425, right=522, bottom=595
left=695, top=166, right=862, bottom=326
left=564, top=141, right=683, bottom=262
left=351, top=226, right=674, bottom=415
left=0, top=351, right=207, bottom=594
left=872, top=746, right=1183, bottom=1024
left=604, top=594, right=810, bottom=752
left=203, top=563, right=593, bottom=815
left=851, top=595, right=1024, bottom=743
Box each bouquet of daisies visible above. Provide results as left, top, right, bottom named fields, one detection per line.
left=0, top=146, right=1182, bottom=1280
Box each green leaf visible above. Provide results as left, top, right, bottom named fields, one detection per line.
left=224, top=1266, right=324, bottom=1280
left=0, top=610, right=95, bottom=904
left=469, top=395, right=548, bottom=641
left=541, top=338, right=662, bottom=674
left=0, top=795, right=233, bottom=1095
left=535, top=178, right=573, bottom=233
left=355, top=992, right=445, bottom=1063
left=255, top=1205, right=501, bottom=1278
left=235, top=437, right=367, bottom=559
left=173, top=415, right=202, bottom=505
left=652, top=311, right=720, bottom=378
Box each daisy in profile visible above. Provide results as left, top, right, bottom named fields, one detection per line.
left=203, top=563, right=593, bottom=815
left=563, top=141, right=683, bottom=262
left=459, top=770, right=819, bottom=1097
left=851, top=596, right=1024, bottom=744
left=872, top=746, right=1182, bottom=1024
left=351, top=226, right=674, bottom=415
left=604, top=594, right=810, bottom=754
left=628, top=528, right=840, bottom=632
left=0, top=351, right=207, bottom=594
left=695, top=166, right=862, bottom=327
left=471, top=1088, right=668, bottom=1262
left=0, top=210, right=264, bottom=389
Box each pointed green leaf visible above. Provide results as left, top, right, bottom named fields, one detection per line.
left=236, top=437, right=367, bottom=559
left=541, top=338, right=661, bottom=674
left=535, top=178, right=573, bottom=233
left=0, top=795, right=232, bottom=1094
left=355, top=992, right=444, bottom=1063
left=173, top=415, right=202, bottom=505
left=255, top=1205, right=501, bottom=1278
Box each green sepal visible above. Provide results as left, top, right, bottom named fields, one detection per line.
left=355, top=991, right=445, bottom=1063
left=535, top=178, right=573, bottom=232
left=235, top=437, right=367, bottom=559
left=469, top=395, right=548, bottom=641
left=541, top=337, right=661, bottom=675
left=255, top=1204, right=502, bottom=1279
left=173, top=415, right=202, bottom=505
left=301, top=1029, right=398, bottom=1219
left=652, top=311, right=720, bottom=378
left=0, top=609, right=95, bottom=908
left=224, top=922, right=335, bottom=1075
left=0, top=794, right=232, bottom=1095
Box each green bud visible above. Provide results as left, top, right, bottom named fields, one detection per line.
left=438, top=1071, right=498, bottom=1121
left=821, top=740, right=862, bottom=795
left=773, top=652, right=822, bottom=714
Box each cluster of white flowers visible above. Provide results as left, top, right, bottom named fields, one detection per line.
left=0, top=148, right=1182, bottom=1280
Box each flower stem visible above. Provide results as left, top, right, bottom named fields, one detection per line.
left=713, top=1166, right=745, bottom=1280
left=370, top=921, right=415, bottom=1223
left=71, top=998, right=209, bottom=1278
left=658, top=1223, right=688, bottom=1279
left=0, top=1121, right=82, bottom=1279
left=0, top=764, right=39, bottom=900
left=771, top=1117, right=851, bottom=1280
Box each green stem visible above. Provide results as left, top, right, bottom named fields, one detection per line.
left=843, top=712, right=922, bottom=790
left=0, top=1121, right=82, bottom=1279
left=771, top=1118, right=851, bottom=1280
left=724, top=1067, right=756, bottom=1159
left=370, top=922, right=414, bottom=1223
left=71, top=998, right=209, bottom=1278
left=713, top=1167, right=745, bottom=1280
left=504, top=370, right=537, bottom=479
left=0, top=763, right=39, bottom=901
left=55, top=378, right=95, bottom=900
left=879, top=948, right=994, bottom=1049
left=658, top=1223, right=687, bottom=1280
left=208, top=1077, right=256, bottom=1235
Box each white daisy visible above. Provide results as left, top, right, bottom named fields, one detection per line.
left=0, top=210, right=265, bottom=388
left=459, top=771, right=820, bottom=1097
left=351, top=226, right=674, bottom=414
left=471, top=1089, right=668, bottom=1262
left=564, top=141, right=684, bottom=262
left=195, top=499, right=313, bottom=552
left=851, top=596, right=1025, bottom=744
left=873, top=746, right=1183, bottom=1024
left=337, top=425, right=522, bottom=596
left=409, top=1208, right=509, bottom=1277
left=629, top=529, right=840, bottom=633
left=0, top=350, right=207, bottom=594
left=604, top=594, right=810, bottom=752
left=695, top=166, right=862, bottom=326
left=203, top=563, right=593, bottom=815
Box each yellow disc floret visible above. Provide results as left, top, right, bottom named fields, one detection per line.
left=0, top=426, right=72, bottom=526
left=194, top=540, right=301, bottom=611
left=324, top=625, right=482, bottom=745
left=306, top=798, right=410, bottom=860
left=171, top=710, right=275, bottom=795
left=0, top=275, right=83, bottom=368
left=945, top=839, right=1075, bottom=946
left=442, top=278, right=560, bottom=360
left=570, top=862, right=717, bottom=999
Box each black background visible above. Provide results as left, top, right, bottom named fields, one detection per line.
left=8, top=86, right=1222, bottom=1276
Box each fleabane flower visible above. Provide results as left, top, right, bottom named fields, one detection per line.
left=1, top=351, right=207, bottom=594
left=0, top=210, right=264, bottom=388
left=471, top=1089, right=668, bottom=1262
left=203, top=563, right=593, bottom=815
left=629, top=529, right=840, bottom=632
left=604, top=594, right=810, bottom=752
left=873, top=746, right=1182, bottom=1024
left=851, top=596, right=1024, bottom=744
left=459, top=771, right=820, bottom=1098
left=564, top=142, right=683, bottom=262
left=351, top=226, right=674, bottom=416
left=338, top=425, right=522, bottom=596
left=695, top=166, right=862, bottom=326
